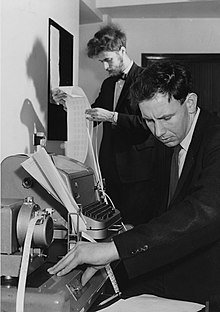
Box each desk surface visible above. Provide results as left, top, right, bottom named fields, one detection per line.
left=98, top=294, right=205, bottom=312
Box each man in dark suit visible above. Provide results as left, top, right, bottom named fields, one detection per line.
left=52, top=24, right=154, bottom=226
left=49, top=61, right=220, bottom=305
left=83, top=24, right=154, bottom=225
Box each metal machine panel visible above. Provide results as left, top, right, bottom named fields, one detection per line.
left=1, top=262, right=108, bottom=312
left=1, top=198, right=23, bottom=254
left=1, top=154, right=68, bottom=225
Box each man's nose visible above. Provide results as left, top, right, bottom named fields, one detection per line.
left=155, top=121, right=166, bottom=137
left=103, top=62, right=109, bottom=70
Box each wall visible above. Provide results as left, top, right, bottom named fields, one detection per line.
left=79, top=23, right=106, bottom=104
left=1, top=0, right=80, bottom=161
left=79, top=18, right=220, bottom=104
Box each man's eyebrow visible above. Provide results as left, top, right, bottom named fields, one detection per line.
left=143, top=113, right=175, bottom=121
left=157, top=113, right=175, bottom=119
left=158, top=113, right=175, bottom=119
left=142, top=115, right=154, bottom=122
left=99, top=57, right=111, bottom=62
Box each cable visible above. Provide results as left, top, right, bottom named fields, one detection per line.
left=103, top=192, right=116, bottom=209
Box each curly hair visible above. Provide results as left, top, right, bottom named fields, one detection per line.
left=87, top=23, right=126, bottom=58
left=130, top=61, right=193, bottom=107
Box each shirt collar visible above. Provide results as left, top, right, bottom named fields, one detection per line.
left=123, top=60, right=133, bottom=75
left=180, top=107, right=200, bottom=152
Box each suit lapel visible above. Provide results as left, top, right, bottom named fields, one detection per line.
left=116, top=80, right=129, bottom=110
left=170, top=110, right=208, bottom=203
left=115, top=63, right=139, bottom=111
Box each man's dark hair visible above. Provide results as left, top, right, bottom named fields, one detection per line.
left=130, top=61, right=193, bottom=107
left=87, top=24, right=126, bottom=58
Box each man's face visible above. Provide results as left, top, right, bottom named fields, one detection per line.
left=97, top=50, right=124, bottom=76
left=139, top=93, right=195, bottom=147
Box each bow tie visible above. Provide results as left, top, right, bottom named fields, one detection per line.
left=115, top=73, right=127, bottom=81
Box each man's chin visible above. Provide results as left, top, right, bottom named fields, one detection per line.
left=160, top=140, right=176, bottom=147
left=109, top=71, right=120, bottom=77
left=165, top=142, right=179, bottom=148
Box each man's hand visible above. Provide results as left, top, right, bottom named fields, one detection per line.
left=85, top=108, right=116, bottom=123
left=81, top=266, right=104, bottom=286
left=51, top=88, right=67, bottom=110
left=47, top=241, right=119, bottom=284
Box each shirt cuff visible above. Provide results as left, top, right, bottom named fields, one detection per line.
left=112, top=112, right=118, bottom=124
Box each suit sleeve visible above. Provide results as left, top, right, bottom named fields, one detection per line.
left=91, top=78, right=152, bottom=143
left=113, top=125, right=220, bottom=279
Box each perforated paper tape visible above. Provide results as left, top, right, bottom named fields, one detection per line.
left=16, top=215, right=41, bottom=312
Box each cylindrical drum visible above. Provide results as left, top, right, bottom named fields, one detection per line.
left=17, top=196, right=53, bottom=248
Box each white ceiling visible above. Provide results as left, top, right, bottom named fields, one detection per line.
left=80, top=0, right=220, bottom=24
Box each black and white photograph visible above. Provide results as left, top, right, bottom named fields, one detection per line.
left=1, top=1, right=220, bottom=311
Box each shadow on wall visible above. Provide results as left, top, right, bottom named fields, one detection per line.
left=26, top=38, right=48, bottom=118
left=20, top=38, right=47, bottom=153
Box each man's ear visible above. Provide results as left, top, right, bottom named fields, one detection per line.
left=120, top=46, right=126, bottom=54
left=186, top=93, right=198, bottom=114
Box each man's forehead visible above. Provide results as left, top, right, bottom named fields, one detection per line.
left=141, top=93, right=178, bottom=106
left=140, top=94, right=168, bottom=108
left=139, top=94, right=181, bottom=116
left=98, top=50, right=117, bottom=60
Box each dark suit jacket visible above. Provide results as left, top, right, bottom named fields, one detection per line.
left=92, top=63, right=154, bottom=183
left=114, top=109, right=220, bottom=304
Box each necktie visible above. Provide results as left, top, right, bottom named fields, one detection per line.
left=168, top=144, right=182, bottom=204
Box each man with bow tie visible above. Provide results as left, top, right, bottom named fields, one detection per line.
left=82, top=23, right=155, bottom=226
left=52, top=24, right=154, bottom=226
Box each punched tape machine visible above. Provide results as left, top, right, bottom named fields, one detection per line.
left=1, top=154, right=122, bottom=312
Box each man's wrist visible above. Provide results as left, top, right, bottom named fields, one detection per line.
left=110, top=112, right=118, bottom=124
left=108, top=241, right=120, bottom=262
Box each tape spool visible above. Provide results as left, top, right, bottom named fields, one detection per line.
left=17, top=196, right=53, bottom=248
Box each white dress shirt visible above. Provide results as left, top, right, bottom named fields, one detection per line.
left=113, top=60, right=133, bottom=111
left=178, top=107, right=200, bottom=177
